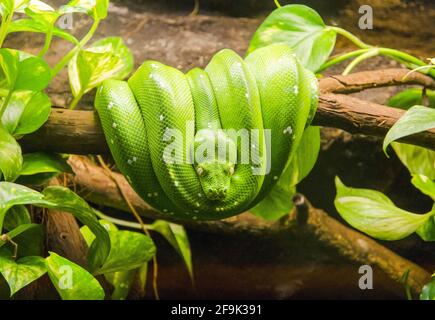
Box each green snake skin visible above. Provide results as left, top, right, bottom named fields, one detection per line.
left=95, top=44, right=318, bottom=221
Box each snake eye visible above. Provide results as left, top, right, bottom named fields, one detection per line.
left=196, top=167, right=204, bottom=176
left=228, top=166, right=234, bottom=176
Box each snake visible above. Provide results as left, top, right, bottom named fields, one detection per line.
left=95, top=43, right=318, bottom=221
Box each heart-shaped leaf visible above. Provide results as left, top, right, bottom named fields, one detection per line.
left=1, top=90, right=51, bottom=136
left=248, top=4, right=336, bottom=72
left=2, top=205, right=30, bottom=231
left=59, top=0, right=109, bottom=20
left=0, top=125, right=22, bottom=182
left=420, top=278, right=435, bottom=300
left=411, top=174, right=435, bottom=201
left=41, top=187, right=110, bottom=272
left=392, top=143, right=435, bottom=179
left=388, top=88, right=435, bottom=110
left=68, top=37, right=133, bottom=98
left=93, top=231, right=155, bottom=275
left=46, top=252, right=105, bottom=300
left=0, top=248, right=47, bottom=296
left=8, top=19, right=79, bottom=44
left=335, top=176, right=435, bottom=240
left=383, top=105, right=435, bottom=155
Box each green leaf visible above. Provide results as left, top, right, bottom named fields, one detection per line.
left=248, top=4, right=336, bottom=72
left=334, top=176, right=435, bottom=240
left=3, top=205, right=30, bottom=231
left=151, top=220, right=193, bottom=279
left=388, top=88, right=435, bottom=110
left=0, top=125, right=22, bottom=182
left=80, top=218, right=118, bottom=247
left=0, top=248, right=47, bottom=296
left=0, top=183, right=110, bottom=270
left=0, top=0, right=14, bottom=16
left=93, top=231, right=156, bottom=275
left=1, top=90, right=51, bottom=136
left=420, top=278, right=435, bottom=300
left=0, top=49, right=50, bottom=92
left=105, top=269, right=136, bottom=300
left=41, top=187, right=110, bottom=272
left=17, top=152, right=72, bottom=185
left=411, top=174, right=435, bottom=200
left=68, top=37, right=133, bottom=97
left=383, top=106, right=435, bottom=155
left=8, top=19, right=79, bottom=44
left=392, top=143, right=435, bottom=179
left=0, top=223, right=43, bottom=257
left=46, top=252, right=105, bottom=300
left=23, top=0, right=59, bottom=25
left=60, top=0, right=109, bottom=20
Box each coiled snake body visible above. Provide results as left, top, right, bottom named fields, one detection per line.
left=95, top=44, right=318, bottom=220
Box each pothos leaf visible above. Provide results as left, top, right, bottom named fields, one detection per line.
left=383, top=106, right=435, bottom=155
left=68, top=37, right=133, bottom=97
left=0, top=223, right=43, bottom=257
left=392, top=143, right=435, bottom=179
left=248, top=4, right=336, bottom=72
left=411, top=174, right=435, bottom=201
left=0, top=247, right=47, bottom=296
left=420, top=278, right=435, bottom=300
left=59, top=0, right=109, bottom=20
left=388, top=88, right=435, bottom=110
left=1, top=90, right=51, bottom=136
left=0, top=125, right=22, bottom=182
left=334, top=176, right=435, bottom=241
left=46, top=252, right=105, bottom=300
left=2, top=204, right=30, bottom=231
left=8, top=19, right=79, bottom=44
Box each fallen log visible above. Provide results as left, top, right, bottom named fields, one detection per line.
left=20, top=69, right=435, bottom=154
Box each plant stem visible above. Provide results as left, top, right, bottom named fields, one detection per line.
left=69, top=92, right=83, bottom=110
left=0, top=90, right=13, bottom=119
left=274, top=0, right=282, bottom=8
left=38, top=25, right=54, bottom=57
left=342, top=48, right=379, bottom=75
left=318, top=49, right=371, bottom=73
left=0, top=12, right=13, bottom=48
left=328, top=26, right=372, bottom=49
left=94, top=210, right=148, bottom=230
left=51, top=18, right=101, bottom=78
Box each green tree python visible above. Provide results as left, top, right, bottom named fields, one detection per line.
left=95, top=44, right=318, bottom=221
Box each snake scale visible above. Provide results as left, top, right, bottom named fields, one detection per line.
left=95, top=44, right=318, bottom=220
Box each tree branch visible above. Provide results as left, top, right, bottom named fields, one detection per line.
left=20, top=69, right=435, bottom=154
left=67, top=155, right=431, bottom=295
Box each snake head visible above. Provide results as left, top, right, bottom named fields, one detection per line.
left=193, top=129, right=236, bottom=201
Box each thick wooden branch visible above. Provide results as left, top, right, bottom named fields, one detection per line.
left=67, top=155, right=431, bottom=295
left=20, top=69, right=435, bottom=154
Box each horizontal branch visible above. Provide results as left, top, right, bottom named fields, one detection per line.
left=67, top=155, right=431, bottom=294
left=20, top=69, right=435, bottom=154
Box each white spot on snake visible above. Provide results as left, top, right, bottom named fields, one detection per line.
left=193, top=216, right=198, bottom=220
left=245, top=92, right=249, bottom=99
left=150, top=63, right=158, bottom=68
left=133, top=157, right=137, bottom=162
left=251, top=144, right=256, bottom=149
left=293, top=85, right=299, bottom=95
left=112, top=122, right=118, bottom=128
left=273, top=176, right=279, bottom=180
left=159, top=114, right=164, bottom=121
left=110, top=139, right=114, bottom=144
left=107, top=102, right=114, bottom=109
left=207, top=122, right=212, bottom=128
left=149, top=73, right=154, bottom=79
left=283, top=126, right=293, bottom=135
left=153, top=192, right=158, bottom=196
left=163, top=209, right=168, bottom=212
left=234, top=201, right=238, bottom=205
left=127, top=159, right=133, bottom=165
left=194, top=209, right=199, bottom=213
left=195, top=202, right=200, bottom=207
left=199, top=74, right=204, bottom=78
left=215, top=207, right=220, bottom=212
left=169, top=212, right=174, bottom=215
left=236, top=62, right=242, bottom=67
left=174, top=181, right=179, bottom=187
left=147, top=193, right=152, bottom=197
left=198, top=193, right=202, bottom=197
